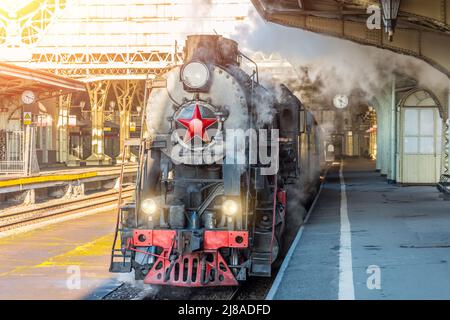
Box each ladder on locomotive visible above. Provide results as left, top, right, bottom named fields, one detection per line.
left=109, top=138, right=141, bottom=273
left=250, top=175, right=283, bottom=277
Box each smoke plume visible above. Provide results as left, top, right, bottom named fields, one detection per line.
left=231, top=6, right=449, bottom=105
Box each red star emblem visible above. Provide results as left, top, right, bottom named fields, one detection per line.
left=176, top=104, right=218, bottom=142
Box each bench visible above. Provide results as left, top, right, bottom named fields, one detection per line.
left=437, top=174, right=450, bottom=200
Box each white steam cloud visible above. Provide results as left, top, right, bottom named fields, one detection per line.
left=230, top=6, right=449, bottom=104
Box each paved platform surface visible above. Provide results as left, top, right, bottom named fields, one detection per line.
left=270, top=158, right=450, bottom=300
left=0, top=208, right=121, bottom=299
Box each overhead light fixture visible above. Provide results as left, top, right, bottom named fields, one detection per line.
left=380, top=0, right=401, bottom=41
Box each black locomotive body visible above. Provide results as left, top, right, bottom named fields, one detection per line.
left=110, top=35, right=324, bottom=287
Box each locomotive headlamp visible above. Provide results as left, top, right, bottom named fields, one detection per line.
left=141, top=198, right=157, bottom=215
left=222, top=199, right=239, bottom=216
left=181, top=62, right=210, bottom=89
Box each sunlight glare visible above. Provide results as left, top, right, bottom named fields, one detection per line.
left=0, top=0, right=35, bottom=14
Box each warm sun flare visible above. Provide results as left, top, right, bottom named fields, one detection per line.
left=0, top=0, right=35, bottom=14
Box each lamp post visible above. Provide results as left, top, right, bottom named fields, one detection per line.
left=380, top=0, right=401, bottom=41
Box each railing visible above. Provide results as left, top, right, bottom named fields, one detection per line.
left=0, top=128, right=39, bottom=176
left=0, top=160, right=25, bottom=175
left=0, top=131, right=24, bottom=175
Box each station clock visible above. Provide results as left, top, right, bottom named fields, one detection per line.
left=21, top=90, right=36, bottom=105
left=333, top=94, right=348, bottom=109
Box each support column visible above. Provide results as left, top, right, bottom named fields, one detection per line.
left=0, top=99, right=9, bottom=131
left=112, top=80, right=138, bottom=163
left=369, top=108, right=377, bottom=160
left=24, top=125, right=39, bottom=175
left=447, top=79, right=450, bottom=174
left=23, top=189, right=35, bottom=205
left=375, top=117, right=382, bottom=170
left=57, top=94, right=72, bottom=164
left=135, top=82, right=145, bottom=110
left=372, top=102, right=382, bottom=171
left=380, top=94, right=391, bottom=177
left=135, top=81, right=148, bottom=138
left=388, top=76, right=397, bottom=183
left=64, top=182, right=84, bottom=199
left=373, top=97, right=389, bottom=176
left=86, top=81, right=112, bottom=166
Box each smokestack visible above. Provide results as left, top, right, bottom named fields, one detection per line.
left=184, top=35, right=240, bottom=67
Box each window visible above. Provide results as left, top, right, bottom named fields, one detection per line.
left=404, top=109, right=418, bottom=136
left=419, top=109, right=434, bottom=135
left=403, top=108, right=440, bottom=155
left=404, top=137, right=418, bottom=154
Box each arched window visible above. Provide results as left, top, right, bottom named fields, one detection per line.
left=401, top=90, right=441, bottom=156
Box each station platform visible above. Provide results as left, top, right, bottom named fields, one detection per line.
left=268, top=158, right=450, bottom=300
left=0, top=164, right=137, bottom=188
left=0, top=165, right=137, bottom=206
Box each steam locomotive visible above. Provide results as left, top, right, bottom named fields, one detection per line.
left=110, top=35, right=324, bottom=287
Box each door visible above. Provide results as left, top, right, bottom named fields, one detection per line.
left=401, top=107, right=442, bottom=183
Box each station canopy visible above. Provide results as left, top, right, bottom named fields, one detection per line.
left=0, top=62, right=86, bottom=98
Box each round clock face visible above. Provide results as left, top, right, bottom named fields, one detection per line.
left=21, top=90, right=35, bottom=105
left=333, top=94, right=348, bottom=109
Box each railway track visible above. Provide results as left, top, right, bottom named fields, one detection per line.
left=103, top=278, right=271, bottom=300
left=0, top=188, right=134, bottom=232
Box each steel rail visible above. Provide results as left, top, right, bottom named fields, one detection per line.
left=0, top=188, right=134, bottom=231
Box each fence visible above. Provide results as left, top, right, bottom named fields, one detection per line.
left=0, top=127, right=40, bottom=175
